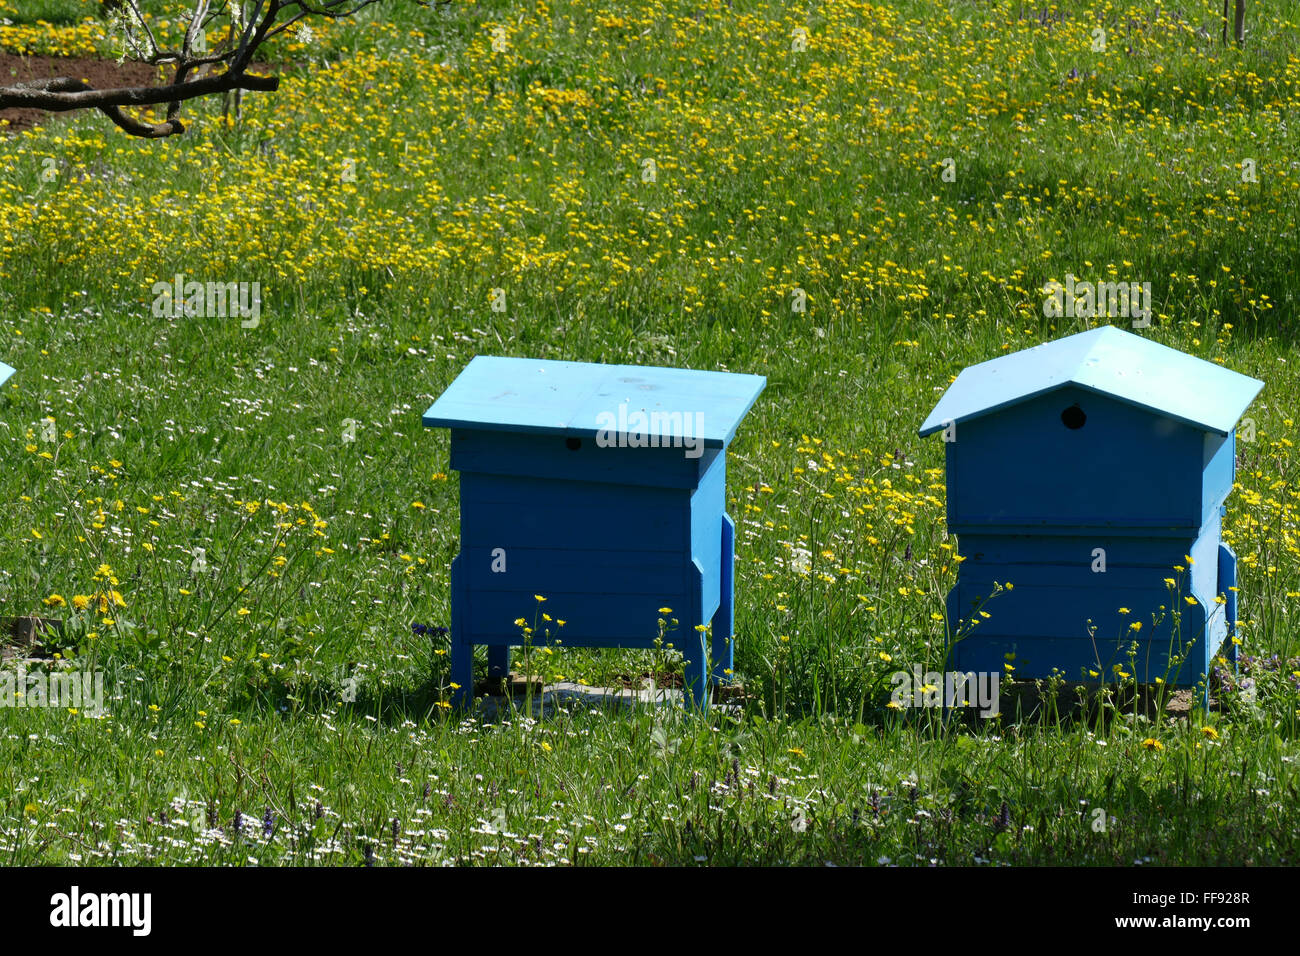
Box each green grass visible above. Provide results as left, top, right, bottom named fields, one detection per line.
left=0, top=0, right=1297, bottom=865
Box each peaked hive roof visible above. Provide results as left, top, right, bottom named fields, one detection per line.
left=919, top=326, right=1263, bottom=438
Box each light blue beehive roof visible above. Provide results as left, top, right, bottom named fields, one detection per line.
left=0, top=362, right=14, bottom=388
left=919, top=326, right=1262, bottom=438
left=424, top=356, right=766, bottom=449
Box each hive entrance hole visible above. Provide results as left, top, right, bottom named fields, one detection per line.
left=1061, top=404, right=1087, bottom=430
left=565, top=437, right=582, bottom=450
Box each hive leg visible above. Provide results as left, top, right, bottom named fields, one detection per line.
left=1211, top=542, right=1239, bottom=712
left=710, top=513, right=736, bottom=684
left=449, top=554, right=473, bottom=707
left=681, top=634, right=708, bottom=712
left=1219, top=543, right=1239, bottom=665
left=487, top=645, right=511, bottom=681
left=681, top=559, right=709, bottom=712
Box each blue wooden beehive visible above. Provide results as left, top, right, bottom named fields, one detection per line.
left=0, top=362, right=12, bottom=388
left=423, top=357, right=765, bottom=708
left=919, top=327, right=1262, bottom=687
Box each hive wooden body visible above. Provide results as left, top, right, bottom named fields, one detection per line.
left=920, top=327, right=1262, bottom=688
left=424, top=357, right=765, bottom=708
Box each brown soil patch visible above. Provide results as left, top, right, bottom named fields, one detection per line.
left=1, top=52, right=162, bottom=135
left=1, top=616, right=62, bottom=660
left=1000, top=680, right=1209, bottom=721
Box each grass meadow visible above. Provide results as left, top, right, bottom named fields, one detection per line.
left=0, top=0, right=1298, bottom=865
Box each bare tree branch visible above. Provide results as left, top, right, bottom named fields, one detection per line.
left=4, top=72, right=282, bottom=109
left=0, top=0, right=441, bottom=139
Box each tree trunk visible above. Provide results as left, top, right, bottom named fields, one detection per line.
left=1234, top=0, right=1246, bottom=45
